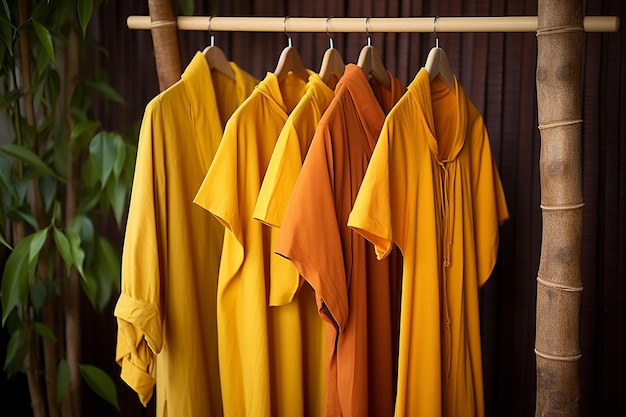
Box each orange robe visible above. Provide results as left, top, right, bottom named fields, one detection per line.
left=276, top=64, right=406, bottom=417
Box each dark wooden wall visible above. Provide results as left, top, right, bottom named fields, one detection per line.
left=30, top=1, right=623, bottom=416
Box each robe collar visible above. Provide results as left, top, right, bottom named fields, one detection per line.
left=410, top=68, right=468, bottom=164
left=335, top=64, right=406, bottom=152
left=255, top=69, right=317, bottom=118
left=182, top=51, right=253, bottom=172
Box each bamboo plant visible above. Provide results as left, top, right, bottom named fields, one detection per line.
left=0, top=1, right=136, bottom=416
left=535, top=0, right=583, bottom=416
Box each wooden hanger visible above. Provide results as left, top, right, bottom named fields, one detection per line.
left=274, top=17, right=309, bottom=82
left=318, top=17, right=345, bottom=85
left=203, top=17, right=235, bottom=80
left=424, top=17, right=456, bottom=92
left=357, top=18, right=391, bottom=90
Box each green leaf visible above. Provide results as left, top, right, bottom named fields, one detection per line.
left=0, top=230, right=47, bottom=325
left=90, top=236, right=120, bottom=309
left=81, top=272, right=98, bottom=309
left=8, top=207, right=39, bottom=230
left=0, top=232, right=12, bottom=250
left=84, top=80, right=125, bottom=104
left=0, top=154, right=15, bottom=197
left=113, top=135, right=126, bottom=179
left=67, top=215, right=82, bottom=236
left=31, top=19, right=56, bottom=65
left=28, top=227, right=48, bottom=265
left=0, top=15, right=13, bottom=58
left=1, top=0, right=10, bottom=20
left=76, top=188, right=100, bottom=215
left=56, top=359, right=70, bottom=404
left=39, top=175, right=57, bottom=213
left=67, top=232, right=85, bottom=279
left=89, top=131, right=117, bottom=189
left=0, top=143, right=64, bottom=182
left=3, top=328, right=25, bottom=372
left=94, top=270, right=112, bottom=311
left=70, top=120, right=100, bottom=147
left=76, top=215, right=95, bottom=266
left=82, top=156, right=99, bottom=188
left=105, top=177, right=127, bottom=226
left=77, top=0, right=94, bottom=38
left=15, top=181, right=28, bottom=205
left=30, top=277, right=47, bottom=313
left=95, top=236, right=121, bottom=293
left=53, top=228, right=72, bottom=276
left=78, top=364, right=119, bottom=411
left=52, top=200, right=62, bottom=225
left=33, top=321, right=57, bottom=342
left=33, top=46, right=51, bottom=90
left=1, top=235, right=33, bottom=325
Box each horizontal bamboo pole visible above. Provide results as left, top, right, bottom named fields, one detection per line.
left=127, top=15, right=619, bottom=33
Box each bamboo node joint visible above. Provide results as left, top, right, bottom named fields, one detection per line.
left=150, top=19, right=177, bottom=29
left=537, top=276, right=583, bottom=292
left=539, top=202, right=584, bottom=211
left=534, top=348, right=582, bottom=362
left=538, top=119, right=583, bottom=130
left=536, top=26, right=584, bottom=36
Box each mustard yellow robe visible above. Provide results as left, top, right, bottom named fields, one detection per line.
left=349, top=70, right=509, bottom=417
left=114, top=52, right=257, bottom=417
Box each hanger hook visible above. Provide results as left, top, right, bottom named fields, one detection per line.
left=326, top=17, right=334, bottom=49
left=365, top=17, right=372, bottom=46
left=283, top=16, right=292, bottom=48
left=433, top=16, right=439, bottom=48
left=208, top=16, right=215, bottom=47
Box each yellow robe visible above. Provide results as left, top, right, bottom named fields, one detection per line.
left=251, top=73, right=336, bottom=417
left=194, top=70, right=323, bottom=417
left=114, top=52, right=257, bottom=417
left=348, top=70, right=509, bottom=417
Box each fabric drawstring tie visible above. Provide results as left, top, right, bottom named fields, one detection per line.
left=439, top=162, right=453, bottom=380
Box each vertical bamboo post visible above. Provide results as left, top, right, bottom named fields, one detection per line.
left=535, top=1, right=584, bottom=416
left=148, top=0, right=182, bottom=91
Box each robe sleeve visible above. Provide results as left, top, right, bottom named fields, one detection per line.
left=471, top=124, right=510, bottom=287
left=253, top=119, right=303, bottom=229
left=348, top=118, right=408, bottom=258
left=274, top=124, right=349, bottom=331
left=193, top=113, right=246, bottom=281
left=253, top=121, right=307, bottom=305
left=194, top=115, right=243, bottom=245
left=114, top=100, right=164, bottom=406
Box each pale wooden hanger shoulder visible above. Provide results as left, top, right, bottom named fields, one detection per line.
left=274, top=17, right=309, bottom=82
left=424, top=17, right=456, bottom=92
left=357, top=17, right=391, bottom=90
left=318, top=17, right=345, bottom=85
left=202, top=16, right=235, bottom=80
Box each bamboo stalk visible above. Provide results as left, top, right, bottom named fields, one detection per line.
left=62, top=26, right=81, bottom=417
left=32, top=182, right=61, bottom=417
left=535, top=1, right=583, bottom=416
left=25, top=338, right=47, bottom=417
left=147, top=0, right=182, bottom=91
left=126, top=15, right=620, bottom=33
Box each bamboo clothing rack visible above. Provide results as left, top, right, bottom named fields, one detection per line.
left=127, top=15, right=619, bottom=33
